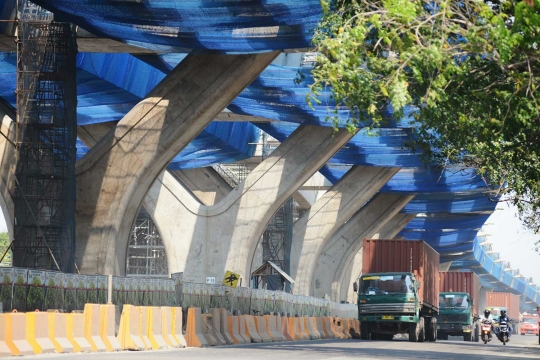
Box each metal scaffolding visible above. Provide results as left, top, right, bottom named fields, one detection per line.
left=12, top=1, right=77, bottom=271
left=126, top=207, right=168, bottom=277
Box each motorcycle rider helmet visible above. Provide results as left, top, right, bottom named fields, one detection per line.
left=484, top=309, right=491, bottom=317
left=500, top=309, right=507, bottom=317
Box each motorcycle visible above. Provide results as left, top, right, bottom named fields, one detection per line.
left=481, top=321, right=493, bottom=344
left=494, top=320, right=510, bottom=345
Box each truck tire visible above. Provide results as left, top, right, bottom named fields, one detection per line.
left=418, top=317, right=425, bottom=342
left=474, top=324, right=480, bottom=342
left=426, top=317, right=437, bottom=342
left=409, top=322, right=419, bottom=342
left=360, top=322, right=369, bottom=340
left=464, top=332, right=472, bottom=342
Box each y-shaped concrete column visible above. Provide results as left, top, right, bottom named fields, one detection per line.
left=0, top=108, right=16, bottom=238
left=331, top=213, right=415, bottom=302
left=289, top=166, right=400, bottom=296
left=143, top=124, right=355, bottom=282
left=75, top=52, right=279, bottom=275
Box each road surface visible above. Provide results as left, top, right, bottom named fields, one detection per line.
left=7, top=334, right=539, bottom=360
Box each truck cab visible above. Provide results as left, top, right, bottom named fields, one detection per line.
left=357, top=272, right=427, bottom=341
left=437, top=292, right=477, bottom=341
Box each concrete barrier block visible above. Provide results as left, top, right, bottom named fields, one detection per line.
left=138, top=306, right=151, bottom=349
left=201, top=314, right=218, bottom=346
left=66, top=313, right=92, bottom=352
left=340, top=319, right=352, bottom=339
left=228, top=316, right=247, bottom=344
left=308, top=317, right=321, bottom=340
left=264, top=315, right=284, bottom=341
left=299, top=317, right=312, bottom=340
left=237, top=315, right=251, bottom=343
left=254, top=316, right=273, bottom=342
left=83, top=304, right=107, bottom=352
left=322, top=317, right=335, bottom=339
left=100, top=305, right=121, bottom=352
left=331, top=317, right=344, bottom=339
left=314, top=317, right=326, bottom=339
left=281, top=316, right=293, bottom=341
left=117, top=305, right=145, bottom=351
left=26, top=311, right=56, bottom=354
left=207, top=309, right=226, bottom=345
left=287, top=317, right=299, bottom=340
left=146, top=306, right=169, bottom=349
left=171, top=307, right=187, bottom=347
left=160, top=307, right=176, bottom=347
left=218, top=308, right=234, bottom=345
left=49, top=313, right=73, bottom=353
left=243, top=315, right=263, bottom=343
left=0, top=314, right=18, bottom=356
left=185, top=308, right=209, bottom=348
left=5, top=312, right=33, bottom=356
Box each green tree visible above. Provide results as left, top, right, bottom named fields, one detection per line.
left=44, top=278, right=57, bottom=310
left=64, top=280, right=76, bottom=313
left=0, top=274, right=12, bottom=311
left=87, top=281, right=97, bottom=304
left=27, top=276, right=43, bottom=311
left=98, top=283, right=107, bottom=304
left=310, top=0, right=540, bottom=234
left=76, top=280, right=86, bottom=310
left=12, top=275, right=26, bottom=312
left=0, top=232, right=11, bottom=265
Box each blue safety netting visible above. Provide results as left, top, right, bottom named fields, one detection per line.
left=29, top=0, right=323, bottom=53
left=402, top=194, right=496, bottom=214
left=400, top=229, right=478, bottom=245
left=513, top=277, right=527, bottom=294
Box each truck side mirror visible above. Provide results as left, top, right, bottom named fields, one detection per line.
left=471, top=298, right=475, bottom=306
left=353, top=282, right=358, bottom=293
left=416, top=281, right=421, bottom=289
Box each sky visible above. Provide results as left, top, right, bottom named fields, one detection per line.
left=0, top=201, right=537, bottom=282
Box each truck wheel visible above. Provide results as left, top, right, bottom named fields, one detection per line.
left=464, top=332, right=472, bottom=342
left=360, top=322, right=369, bottom=340
left=427, top=317, right=437, bottom=342
left=409, top=322, right=419, bottom=342
left=474, top=324, right=480, bottom=342
left=418, top=317, right=425, bottom=343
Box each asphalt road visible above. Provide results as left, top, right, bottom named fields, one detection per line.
left=8, top=335, right=539, bottom=360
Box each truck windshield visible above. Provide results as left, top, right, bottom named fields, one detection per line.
left=523, top=317, right=537, bottom=324
left=439, top=294, right=469, bottom=308
left=359, top=274, right=413, bottom=295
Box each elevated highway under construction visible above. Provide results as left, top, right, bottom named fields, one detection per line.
left=0, top=0, right=538, bottom=358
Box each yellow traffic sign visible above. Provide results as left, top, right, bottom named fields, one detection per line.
left=222, top=270, right=240, bottom=288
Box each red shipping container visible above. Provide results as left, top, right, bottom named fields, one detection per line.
left=439, top=271, right=481, bottom=317
left=486, top=292, right=520, bottom=320
left=362, top=239, right=440, bottom=311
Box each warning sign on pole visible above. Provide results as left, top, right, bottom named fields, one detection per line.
left=222, top=270, right=240, bottom=288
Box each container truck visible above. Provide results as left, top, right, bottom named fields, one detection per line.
left=355, top=239, right=439, bottom=342
left=436, top=271, right=481, bottom=342
left=520, top=313, right=539, bottom=336
left=486, top=292, right=520, bottom=334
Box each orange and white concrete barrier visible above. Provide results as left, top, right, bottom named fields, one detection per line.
left=264, top=315, right=284, bottom=341
left=307, top=317, right=321, bottom=340
left=172, top=307, right=187, bottom=347
left=26, top=310, right=55, bottom=354
left=228, top=316, right=246, bottom=344
left=254, top=316, right=273, bottom=342
left=300, top=317, right=312, bottom=340
left=206, top=309, right=226, bottom=345
left=237, top=315, right=251, bottom=343
left=287, top=317, right=300, bottom=340
left=4, top=311, right=34, bottom=356
left=118, top=305, right=145, bottom=351
left=185, top=308, right=209, bottom=347
left=218, top=308, right=234, bottom=345
left=146, top=306, right=169, bottom=350
left=66, top=313, right=92, bottom=352
left=315, top=317, right=327, bottom=339
left=243, top=315, right=263, bottom=343
left=84, top=304, right=107, bottom=352
left=138, top=306, right=151, bottom=349
left=201, top=313, right=218, bottom=345
left=49, top=312, right=73, bottom=353
left=0, top=314, right=13, bottom=357
left=160, top=307, right=176, bottom=348
left=100, top=304, right=121, bottom=352
left=322, top=317, right=335, bottom=339
left=281, top=316, right=293, bottom=341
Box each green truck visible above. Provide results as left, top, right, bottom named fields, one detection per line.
left=437, top=272, right=481, bottom=341
left=355, top=239, right=440, bottom=342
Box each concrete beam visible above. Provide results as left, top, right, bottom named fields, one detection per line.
left=170, top=168, right=231, bottom=206
left=289, top=166, right=400, bottom=296
left=75, top=51, right=279, bottom=275
left=331, top=209, right=415, bottom=303
left=292, top=191, right=312, bottom=210
left=143, top=123, right=355, bottom=283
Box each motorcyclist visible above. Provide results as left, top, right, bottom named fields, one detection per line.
left=498, top=309, right=512, bottom=339
left=481, top=309, right=495, bottom=341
